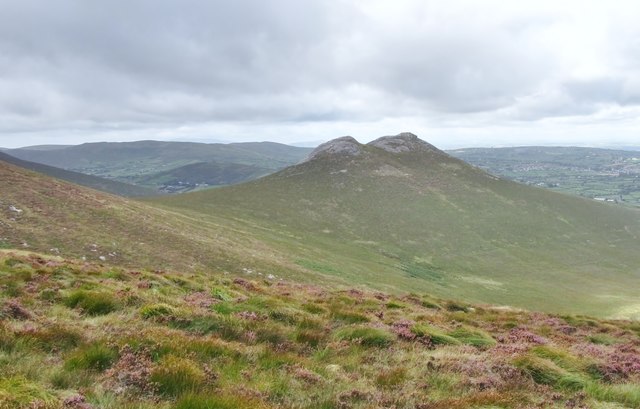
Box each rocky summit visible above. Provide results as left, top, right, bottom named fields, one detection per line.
left=304, top=136, right=362, bottom=162
left=305, top=132, right=445, bottom=163
left=367, top=132, right=443, bottom=154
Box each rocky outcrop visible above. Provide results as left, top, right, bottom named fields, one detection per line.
left=304, top=136, right=363, bottom=162
left=367, top=132, right=441, bottom=154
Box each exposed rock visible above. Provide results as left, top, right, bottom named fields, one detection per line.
left=304, top=136, right=362, bottom=162
left=367, top=132, right=441, bottom=154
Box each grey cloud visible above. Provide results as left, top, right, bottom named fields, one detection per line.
left=565, top=77, right=640, bottom=106
left=0, top=0, right=640, bottom=146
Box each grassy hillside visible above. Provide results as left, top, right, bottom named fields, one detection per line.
left=448, top=146, right=640, bottom=207
left=0, top=160, right=324, bottom=281
left=3, top=134, right=640, bottom=318
left=0, top=152, right=156, bottom=197
left=1, top=250, right=639, bottom=409
left=6, top=141, right=312, bottom=192
left=153, top=133, right=640, bottom=318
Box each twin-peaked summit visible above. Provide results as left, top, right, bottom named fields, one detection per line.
left=305, top=132, right=446, bottom=162
left=154, top=131, right=640, bottom=317
left=368, top=132, right=443, bottom=154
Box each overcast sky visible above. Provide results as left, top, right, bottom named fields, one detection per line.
left=0, top=0, right=639, bottom=149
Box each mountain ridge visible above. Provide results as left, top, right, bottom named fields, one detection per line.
left=6, top=140, right=313, bottom=192
left=153, top=132, right=640, bottom=318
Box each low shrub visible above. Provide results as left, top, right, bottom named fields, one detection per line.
left=64, top=290, right=119, bottom=315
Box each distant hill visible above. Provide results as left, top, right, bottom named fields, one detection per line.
left=138, top=161, right=273, bottom=193
left=154, top=133, right=640, bottom=318
left=10, top=144, right=73, bottom=151
left=0, top=152, right=156, bottom=197
left=448, top=146, right=640, bottom=206
left=6, top=140, right=313, bottom=192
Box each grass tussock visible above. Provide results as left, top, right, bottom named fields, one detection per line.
left=0, top=376, right=58, bottom=409
left=65, top=342, right=118, bottom=372
left=334, top=326, right=394, bottom=347
left=64, top=289, right=119, bottom=315
left=150, top=355, right=208, bottom=396
left=514, top=355, right=587, bottom=390
left=411, top=324, right=461, bottom=345
left=447, top=326, right=496, bottom=347
left=175, top=393, right=272, bottom=409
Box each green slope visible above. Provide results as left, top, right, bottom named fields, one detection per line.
left=448, top=146, right=640, bottom=206
left=0, top=152, right=156, bottom=197
left=153, top=133, right=640, bottom=318
left=7, top=140, right=312, bottom=190
left=0, top=160, right=321, bottom=281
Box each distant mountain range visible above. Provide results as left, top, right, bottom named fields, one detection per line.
left=5, top=140, right=312, bottom=193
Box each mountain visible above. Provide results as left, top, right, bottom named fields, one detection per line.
left=0, top=152, right=156, bottom=197
left=448, top=146, right=640, bottom=206
left=153, top=133, right=640, bottom=318
left=6, top=140, right=313, bottom=191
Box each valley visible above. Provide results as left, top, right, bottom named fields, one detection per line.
left=449, top=147, right=640, bottom=207
left=6, top=141, right=311, bottom=194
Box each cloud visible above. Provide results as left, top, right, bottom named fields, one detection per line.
left=0, top=0, right=640, bottom=147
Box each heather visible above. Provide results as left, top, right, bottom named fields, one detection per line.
left=1, top=251, right=639, bottom=408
